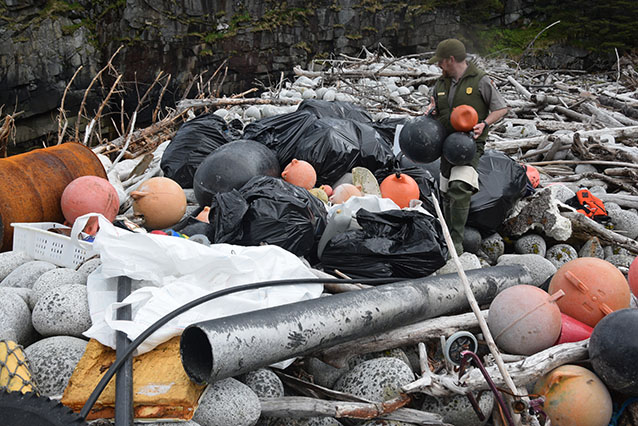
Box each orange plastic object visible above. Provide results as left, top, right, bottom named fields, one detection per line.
left=131, top=177, right=187, bottom=230
left=628, top=256, right=638, bottom=297
left=0, top=142, right=107, bottom=251
left=196, top=206, right=211, bottom=223
left=281, top=159, right=317, bottom=190
left=555, top=313, right=593, bottom=345
left=329, top=183, right=362, bottom=204
left=487, top=285, right=564, bottom=355
left=320, top=184, right=333, bottom=197
left=525, top=164, right=540, bottom=188
left=548, top=257, right=630, bottom=327
left=61, top=176, right=119, bottom=235
left=533, top=365, right=612, bottom=426
left=450, top=105, right=479, bottom=132
left=380, top=173, right=420, bottom=209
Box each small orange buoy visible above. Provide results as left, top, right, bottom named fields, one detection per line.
left=329, top=183, right=362, bottom=204
left=131, top=177, right=187, bottom=230
left=548, top=257, right=630, bottom=327
left=380, top=173, right=420, bottom=209
left=450, top=105, right=478, bottom=132
left=281, top=159, right=317, bottom=190
left=61, top=176, right=119, bottom=235
left=533, top=365, right=612, bottom=426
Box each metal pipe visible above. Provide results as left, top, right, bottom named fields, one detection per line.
left=115, top=276, right=133, bottom=426
left=181, top=264, right=532, bottom=384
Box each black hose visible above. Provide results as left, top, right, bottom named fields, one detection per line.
left=80, top=276, right=400, bottom=419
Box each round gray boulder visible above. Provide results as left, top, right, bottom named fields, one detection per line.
left=480, top=233, right=505, bottom=265
left=268, top=418, right=343, bottom=426
left=422, top=392, right=493, bottom=426
left=0, top=251, right=32, bottom=282
left=545, top=244, right=578, bottom=269
left=334, top=357, right=414, bottom=402
left=514, top=234, right=547, bottom=257
left=243, top=368, right=284, bottom=399
left=0, top=260, right=56, bottom=288
left=578, top=237, right=605, bottom=259
left=24, top=335, right=88, bottom=397
left=306, top=357, right=350, bottom=389
left=76, top=258, right=102, bottom=278
left=496, top=254, right=557, bottom=287
left=30, top=268, right=86, bottom=309
left=0, top=288, right=34, bottom=344
left=193, top=377, right=261, bottom=426
left=32, top=284, right=91, bottom=337
left=609, top=209, right=638, bottom=240
left=436, top=252, right=481, bottom=276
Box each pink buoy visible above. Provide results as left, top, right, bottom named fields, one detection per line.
left=329, top=183, right=362, bottom=204
left=629, top=256, right=638, bottom=297
left=555, top=313, right=593, bottom=345
left=281, top=159, right=317, bottom=190
left=487, top=285, right=564, bottom=355
left=61, top=176, right=119, bottom=235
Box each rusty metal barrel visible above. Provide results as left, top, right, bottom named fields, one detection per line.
left=0, top=142, right=107, bottom=251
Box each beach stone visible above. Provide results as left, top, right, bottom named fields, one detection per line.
left=243, top=368, right=284, bottom=399
left=1, top=286, right=33, bottom=307
left=606, top=202, right=622, bottom=212
left=548, top=183, right=576, bottom=203
left=606, top=254, right=634, bottom=269
left=504, top=186, right=572, bottom=241
left=436, top=252, right=481, bottom=275
left=266, top=418, right=342, bottom=426
left=0, top=251, right=32, bottom=282
left=480, top=233, right=505, bottom=265
left=578, top=237, right=605, bottom=259
left=77, top=258, right=102, bottom=278
left=545, top=244, right=578, bottom=269
left=496, top=254, right=557, bottom=287
left=462, top=226, right=482, bottom=254
left=0, top=288, right=34, bottom=344
left=609, top=209, right=638, bottom=239
left=135, top=422, right=200, bottom=426
left=30, top=268, right=86, bottom=309
left=0, top=260, right=56, bottom=288
left=193, top=377, right=261, bottom=426
left=24, top=336, right=88, bottom=397
left=348, top=348, right=412, bottom=372
left=514, top=234, right=547, bottom=256
left=334, top=357, right=414, bottom=402
left=32, top=284, right=91, bottom=337
left=604, top=245, right=631, bottom=259
left=306, top=357, right=349, bottom=389
left=574, top=164, right=598, bottom=174
left=422, top=392, right=493, bottom=426
left=360, top=422, right=415, bottom=426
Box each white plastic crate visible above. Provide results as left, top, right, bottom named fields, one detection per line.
left=11, top=222, right=96, bottom=269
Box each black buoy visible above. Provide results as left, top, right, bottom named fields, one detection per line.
left=399, top=116, right=446, bottom=164
left=193, top=139, right=280, bottom=207
left=442, top=132, right=476, bottom=166
left=589, top=308, right=638, bottom=395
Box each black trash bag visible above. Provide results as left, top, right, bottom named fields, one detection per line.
left=371, top=116, right=408, bottom=146
left=297, top=99, right=373, bottom=123
left=320, top=209, right=448, bottom=279
left=209, top=176, right=327, bottom=257
left=160, top=113, right=233, bottom=188
left=373, top=163, right=440, bottom=216
left=295, top=117, right=394, bottom=185
left=242, top=110, right=318, bottom=166
left=467, top=150, right=528, bottom=234
left=398, top=153, right=441, bottom=186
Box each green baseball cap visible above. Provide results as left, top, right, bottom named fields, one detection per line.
left=428, top=38, right=466, bottom=64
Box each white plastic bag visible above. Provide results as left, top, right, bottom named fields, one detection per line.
left=74, top=214, right=322, bottom=355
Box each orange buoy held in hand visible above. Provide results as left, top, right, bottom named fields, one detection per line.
left=450, top=105, right=478, bottom=132
left=380, top=172, right=420, bottom=209
left=548, top=257, right=630, bottom=327
left=281, top=159, right=317, bottom=190
left=131, top=177, right=187, bottom=230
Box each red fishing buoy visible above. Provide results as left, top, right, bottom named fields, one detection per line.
left=61, top=176, right=119, bottom=235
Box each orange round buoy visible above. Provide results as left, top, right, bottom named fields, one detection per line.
left=131, top=177, right=187, bottom=230
left=487, top=285, right=563, bottom=355
left=533, top=365, right=612, bottom=426
left=61, top=176, right=119, bottom=235
left=548, top=257, right=630, bottom=327
left=281, top=159, right=317, bottom=190
left=329, top=183, right=362, bottom=204
left=450, top=105, right=479, bottom=132
left=380, top=173, right=420, bottom=209
left=628, top=256, right=638, bottom=297
left=524, top=164, right=540, bottom=188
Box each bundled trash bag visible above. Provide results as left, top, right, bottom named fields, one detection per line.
left=209, top=176, right=327, bottom=257
left=242, top=110, right=317, bottom=166
left=467, top=150, right=528, bottom=233
left=372, top=116, right=408, bottom=146
left=320, top=209, right=447, bottom=279
left=297, top=99, right=373, bottom=123
left=160, top=113, right=232, bottom=188
left=295, top=117, right=395, bottom=185
left=374, top=164, right=440, bottom=216
left=398, top=153, right=441, bottom=186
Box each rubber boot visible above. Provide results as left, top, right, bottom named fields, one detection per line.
left=447, top=180, right=474, bottom=256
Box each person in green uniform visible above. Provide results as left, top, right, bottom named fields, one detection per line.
left=427, top=38, right=509, bottom=255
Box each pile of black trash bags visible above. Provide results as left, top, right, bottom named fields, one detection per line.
left=161, top=99, right=528, bottom=279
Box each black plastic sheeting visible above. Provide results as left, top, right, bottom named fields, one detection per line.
left=467, top=150, right=528, bottom=234
left=208, top=176, right=327, bottom=258
left=320, top=209, right=448, bottom=279
left=297, top=99, right=373, bottom=123
left=160, top=113, right=233, bottom=188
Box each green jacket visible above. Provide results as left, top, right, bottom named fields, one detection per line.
left=434, top=62, right=489, bottom=143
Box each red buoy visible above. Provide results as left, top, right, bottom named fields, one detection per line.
left=61, top=176, right=119, bottom=234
